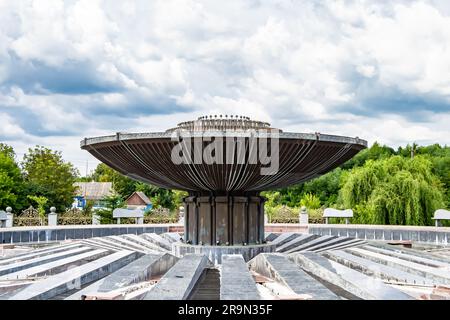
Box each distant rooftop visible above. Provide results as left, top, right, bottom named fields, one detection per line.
left=74, top=182, right=115, bottom=200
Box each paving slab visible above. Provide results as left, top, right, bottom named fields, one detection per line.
left=0, top=243, right=84, bottom=265
left=269, top=233, right=301, bottom=247
left=143, top=254, right=212, bottom=300
left=315, top=239, right=366, bottom=253
left=121, top=234, right=168, bottom=252
left=288, top=252, right=413, bottom=300
left=360, top=245, right=450, bottom=268
left=220, top=255, right=260, bottom=300
left=66, top=253, right=179, bottom=300
left=9, top=250, right=138, bottom=300
left=92, top=236, right=147, bottom=253
left=0, top=249, right=109, bottom=280
left=366, top=241, right=450, bottom=264
left=322, top=250, right=432, bottom=285
left=106, top=236, right=156, bottom=253
left=140, top=233, right=172, bottom=250
left=249, top=253, right=339, bottom=300
left=345, top=247, right=450, bottom=285
left=265, top=233, right=280, bottom=242
left=0, top=246, right=93, bottom=276
left=285, top=235, right=337, bottom=253
left=276, top=234, right=317, bottom=252
left=299, top=236, right=355, bottom=252
left=160, top=233, right=181, bottom=243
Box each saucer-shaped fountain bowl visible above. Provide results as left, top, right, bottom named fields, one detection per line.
left=81, top=115, right=367, bottom=262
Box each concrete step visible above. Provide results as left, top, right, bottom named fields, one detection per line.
left=249, top=253, right=339, bottom=300
left=1, top=249, right=110, bottom=280
left=66, top=253, right=179, bottom=300
left=140, top=233, right=172, bottom=250
left=270, top=233, right=302, bottom=247
left=86, top=237, right=138, bottom=252
left=9, top=250, right=139, bottom=300
left=265, top=233, right=280, bottom=242
left=299, top=236, right=354, bottom=252
left=139, top=233, right=172, bottom=251
left=276, top=234, right=317, bottom=253
left=143, top=254, right=212, bottom=300
left=80, top=239, right=121, bottom=252
left=160, top=233, right=181, bottom=244
left=0, top=243, right=84, bottom=266
left=220, top=255, right=261, bottom=300
left=284, top=235, right=337, bottom=254
left=106, top=236, right=156, bottom=254
left=366, top=241, right=450, bottom=264
left=121, top=234, right=168, bottom=252
left=0, top=246, right=93, bottom=276
left=345, top=247, right=450, bottom=285
left=323, top=249, right=433, bottom=285
left=288, top=252, right=413, bottom=300
left=315, top=239, right=366, bottom=253
left=360, top=245, right=450, bottom=268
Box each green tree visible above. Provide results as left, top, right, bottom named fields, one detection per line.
left=299, top=193, right=321, bottom=209
left=95, top=194, right=124, bottom=224
left=90, top=163, right=177, bottom=210
left=27, top=195, right=48, bottom=225
left=0, top=144, right=25, bottom=210
left=22, top=146, right=78, bottom=212
left=340, top=156, right=446, bottom=225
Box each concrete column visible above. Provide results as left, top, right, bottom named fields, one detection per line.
left=6, top=207, right=13, bottom=228
left=299, top=206, right=309, bottom=225
left=137, top=217, right=144, bottom=224
left=325, top=217, right=329, bottom=224
left=92, top=212, right=101, bottom=225
left=48, top=207, right=57, bottom=226
left=178, top=206, right=185, bottom=225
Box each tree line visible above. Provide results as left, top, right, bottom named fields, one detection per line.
left=1, top=141, right=448, bottom=226
left=263, top=142, right=449, bottom=226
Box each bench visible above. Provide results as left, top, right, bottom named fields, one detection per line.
left=432, top=209, right=450, bottom=227
left=323, top=208, right=353, bottom=224
left=112, top=208, right=144, bottom=224
left=0, top=210, right=6, bottom=228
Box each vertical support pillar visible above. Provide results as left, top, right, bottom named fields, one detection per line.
left=184, top=200, right=189, bottom=243
left=92, top=212, right=101, bottom=225
left=48, top=207, right=57, bottom=226
left=6, top=207, right=13, bottom=228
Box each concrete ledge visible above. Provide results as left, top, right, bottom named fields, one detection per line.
left=220, top=255, right=260, bottom=300
left=309, top=224, right=450, bottom=245
left=288, top=252, right=413, bottom=300
left=143, top=254, right=212, bottom=300
left=249, top=253, right=339, bottom=300
left=172, top=242, right=276, bottom=264
left=0, top=224, right=182, bottom=244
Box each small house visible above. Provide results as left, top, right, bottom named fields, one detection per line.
left=73, top=182, right=115, bottom=210
left=125, top=191, right=153, bottom=211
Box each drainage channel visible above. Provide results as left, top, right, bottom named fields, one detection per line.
left=188, top=268, right=220, bottom=300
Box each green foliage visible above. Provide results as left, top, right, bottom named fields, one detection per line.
left=22, top=146, right=78, bottom=212
left=27, top=195, right=48, bottom=218
left=340, top=156, right=445, bottom=225
left=0, top=145, right=25, bottom=210
left=90, top=163, right=177, bottom=210
left=299, top=193, right=321, bottom=209
left=95, top=194, right=125, bottom=224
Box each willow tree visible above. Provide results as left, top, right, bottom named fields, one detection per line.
left=340, top=156, right=446, bottom=226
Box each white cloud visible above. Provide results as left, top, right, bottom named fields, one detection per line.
left=0, top=0, right=449, bottom=175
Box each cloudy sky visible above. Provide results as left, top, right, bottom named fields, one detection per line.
left=1, top=0, right=450, bottom=175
